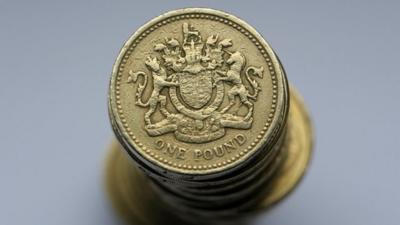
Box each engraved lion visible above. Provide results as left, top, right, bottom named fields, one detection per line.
left=128, top=56, right=178, bottom=125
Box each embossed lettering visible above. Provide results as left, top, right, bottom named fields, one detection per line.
left=155, top=139, right=165, bottom=150
left=154, top=140, right=187, bottom=160
left=203, top=149, right=213, bottom=160
left=234, top=134, right=247, bottom=146
left=213, top=146, right=225, bottom=157
left=194, top=149, right=203, bottom=161
left=222, top=140, right=236, bottom=153
left=164, top=143, right=178, bottom=156
left=176, top=148, right=187, bottom=160
left=193, top=135, right=247, bottom=160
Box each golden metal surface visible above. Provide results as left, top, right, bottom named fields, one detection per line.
left=106, top=7, right=313, bottom=224
left=258, top=88, right=313, bottom=208
left=105, top=89, right=312, bottom=225
left=108, top=8, right=289, bottom=177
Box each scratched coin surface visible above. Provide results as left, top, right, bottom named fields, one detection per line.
left=109, top=8, right=288, bottom=175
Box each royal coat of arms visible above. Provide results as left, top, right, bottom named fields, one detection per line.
left=127, top=23, right=264, bottom=143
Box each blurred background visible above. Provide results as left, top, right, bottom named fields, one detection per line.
left=1, top=0, right=399, bottom=224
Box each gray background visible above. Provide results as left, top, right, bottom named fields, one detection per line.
left=1, top=0, right=399, bottom=225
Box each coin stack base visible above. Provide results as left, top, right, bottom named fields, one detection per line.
left=105, top=89, right=312, bottom=225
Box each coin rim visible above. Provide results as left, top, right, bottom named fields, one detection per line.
left=109, top=8, right=288, bottom=175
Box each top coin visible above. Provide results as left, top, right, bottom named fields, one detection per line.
left=109, top=8, right=288, bottom=175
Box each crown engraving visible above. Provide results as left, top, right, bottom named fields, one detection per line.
left=127, top=23, right=264, bottom=143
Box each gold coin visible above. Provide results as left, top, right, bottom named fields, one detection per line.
left=104, top=141, right=184, bottom=225
left=257, top=86, right=313, bottom=208
left=108, top=8, right=289, bottom=177
left=105, top=87, right=313, bottom=223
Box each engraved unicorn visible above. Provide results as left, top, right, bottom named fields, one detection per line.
left=214, top=51, right=264, bottom=120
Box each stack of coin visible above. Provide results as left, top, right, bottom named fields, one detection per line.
left=107, top=8, right=312, bottom=224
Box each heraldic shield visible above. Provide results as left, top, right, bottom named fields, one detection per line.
left=177, top=71, right=213, bottom=109
left=127, top=22, right=264, bottom=143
